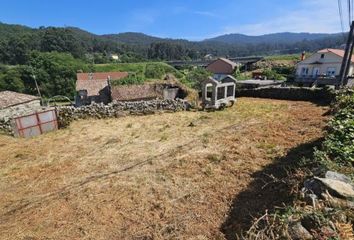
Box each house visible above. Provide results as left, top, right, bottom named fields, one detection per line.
left=75, top=72, right=128, bottom=106
left=0, top=91, right=41, bottom=120
left=201, top=75, right=236, bottom=110
left=110, top=54, right=120, bottom=61
left=295, top=48, right=354, bottom=87
left=206, top=58, right=238, bottom=80
left=75, top=79, right=111, bottom=106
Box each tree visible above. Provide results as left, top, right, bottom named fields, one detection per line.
left=0, top=68, right=25, bottom=92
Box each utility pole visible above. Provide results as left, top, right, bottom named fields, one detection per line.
left=339, top=20, right=354, bottom=88
left=33, top=74, right=42, bottom=100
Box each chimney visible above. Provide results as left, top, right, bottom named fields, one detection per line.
left=301, top=51, right=306, bottom=61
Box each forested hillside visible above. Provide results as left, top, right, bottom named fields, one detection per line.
left=0, top=22, right=347, bottom=65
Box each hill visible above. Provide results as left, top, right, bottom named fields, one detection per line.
left=0, top=22, right=347, bottom=65
left=205, top=32, right=341, bottom=44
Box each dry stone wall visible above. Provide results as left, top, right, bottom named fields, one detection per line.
left=57, top=99, right=189, bottom=128
left=236, top=87, right=335, bottom=104
left=0, top=100, right=43, bottom=135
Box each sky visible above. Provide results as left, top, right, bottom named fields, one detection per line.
left=0, top=0, right=346, bottom=40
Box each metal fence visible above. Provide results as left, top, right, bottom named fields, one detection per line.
left=13, top=109, right=58, bottom=138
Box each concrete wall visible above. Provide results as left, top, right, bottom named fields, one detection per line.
left=0, top=100, right=41, bottom=121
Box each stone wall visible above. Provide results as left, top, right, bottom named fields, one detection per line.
left=236, top=87, right=335, bottom=104
left=57, top=99, right=189, bottom=128
left=0, top=100, right=43, bottom=135
left=0, top=100, right=42, bottom=120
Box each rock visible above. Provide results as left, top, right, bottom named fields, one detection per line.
left=322, top=192, right=354, bottom=209
left=303, top=178, right=326, bottom=197
left=325, top=171, right=353, bottom=185
left=288, top=221, right=313, bottom=240
left=315, top=177, right=354, bottom=200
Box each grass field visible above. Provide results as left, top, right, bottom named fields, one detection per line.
left=0, top=98, right=329, bottom=239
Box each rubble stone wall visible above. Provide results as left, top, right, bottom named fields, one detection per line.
left=0, top=100, right=42, bottom=135
left=0, top=100, right=41, bottom=120
left=57, top=99, right=189, bottom=128
left=236, top=87, right=335, bottom=104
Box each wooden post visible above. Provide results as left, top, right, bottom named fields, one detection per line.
left=339, top=21, right=354, bottom=88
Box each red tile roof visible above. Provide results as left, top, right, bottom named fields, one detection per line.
left=77, top=72, right=129, bottom=81
left=217, top=58, right=237, bottom=68
left=318, top=48, right=354, bottom=63
left=0, top=91, right=40, bottom=109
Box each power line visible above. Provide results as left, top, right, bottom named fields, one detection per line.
left=348, top=0, right=352, bottom=26
left=338, top=0, right=345, bottom=33
left=352, top=0, right=354, bottom=22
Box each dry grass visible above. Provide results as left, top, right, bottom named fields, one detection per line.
left=0, top=98, right=329, bottom=240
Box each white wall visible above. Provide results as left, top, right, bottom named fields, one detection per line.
left=296, top=52, right=354, bottom=77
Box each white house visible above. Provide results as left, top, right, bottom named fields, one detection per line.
left=295, top=48, right=354, bottom=86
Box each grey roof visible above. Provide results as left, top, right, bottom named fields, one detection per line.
left=0, top=91, right=40, bottom=109
left=76, top=80, right=109, bottom=96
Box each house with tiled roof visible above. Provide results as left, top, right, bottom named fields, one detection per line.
left=295, top=48, right=354, bottom=86
left=75, top=72, right=129, bottom=106
left=206, top=58, right=238, bottom=80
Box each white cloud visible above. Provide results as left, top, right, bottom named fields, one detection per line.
left=222, top=0, right=343, bottom=35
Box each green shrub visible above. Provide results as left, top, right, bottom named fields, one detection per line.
left=318, top=89, right=354, bottom=167
left=145, top=63, right=165, bottom=79
left=111, top=75, right=144, bottom=86
left=184, top=67, right=212, bottom=90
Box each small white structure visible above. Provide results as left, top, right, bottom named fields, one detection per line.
left=295, top=48, right=354, bottom=86
left=201, top=75, right=236, bottom=110
left=110, top=54, right=120, bottom=61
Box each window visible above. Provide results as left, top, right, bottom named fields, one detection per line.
left=321, top=54, right=325, bottom=59
left=217, top=87, right=225, bottom=100
left=301, top=67, right=309, bottom=76
left=227, top=85, right=234, bottom=97
left=205, top=84, right=213, bottom=101
left=326, top=67, right=336, bottom=77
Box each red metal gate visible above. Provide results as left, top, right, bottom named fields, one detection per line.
left=14, top=109, right=58, bottom=138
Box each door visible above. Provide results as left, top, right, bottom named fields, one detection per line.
left=313, top=67, right=320, bottom=78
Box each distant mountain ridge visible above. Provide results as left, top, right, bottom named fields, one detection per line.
left=204, top=32, right=342, bottom=45
left=0, top=21, right=343, bottom=46
left=0, top=21, right=347, bottom=64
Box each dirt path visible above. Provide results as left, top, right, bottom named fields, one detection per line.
left=0, top=98, right=329, bottom=239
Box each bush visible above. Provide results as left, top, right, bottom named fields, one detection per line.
left=317, top=89, right=354, bottom=167
left=184, top=67, right=212, bottom=90
left=263, top=68, right=286, bottom=80
left=145, top=63, right=165, bottom=79
left=111, top=75, right=145, bottom=86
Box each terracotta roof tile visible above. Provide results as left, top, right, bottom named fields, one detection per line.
left=318, top=48, right=354, bottom=63
left=218, top=58, right=237, bottom=68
